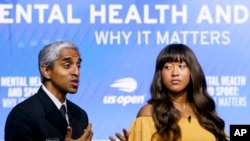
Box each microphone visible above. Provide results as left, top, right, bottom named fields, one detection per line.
left=187, top=116, right=191, bottom=123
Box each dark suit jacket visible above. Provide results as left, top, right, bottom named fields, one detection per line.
left=5, top=87, right=88, bottom=141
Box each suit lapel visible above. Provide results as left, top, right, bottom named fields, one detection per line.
left=37, top=88, right=68, bottom=136
left=66, top=100, right=89, bottom=139
left=67, top=101, right=84, bottom=139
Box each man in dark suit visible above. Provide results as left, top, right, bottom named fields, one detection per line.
left=5, top=41, right=93, bottom=141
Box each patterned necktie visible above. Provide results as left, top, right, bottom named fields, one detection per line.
left=60, top=105, right=67, bottom=120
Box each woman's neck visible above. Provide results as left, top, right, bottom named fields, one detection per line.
left=170, top=91, right=188, bottom=105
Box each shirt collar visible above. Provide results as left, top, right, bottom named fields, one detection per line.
left=41, top=85, right=67, bottom=110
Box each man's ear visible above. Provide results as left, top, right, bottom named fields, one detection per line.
left=40, top=65, right=51, bottom=80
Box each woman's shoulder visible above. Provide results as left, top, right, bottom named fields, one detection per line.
left=136, top=103, right=153, bottom=117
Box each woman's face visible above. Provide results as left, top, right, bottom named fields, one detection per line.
left=161, top=61, right=191, bottom=94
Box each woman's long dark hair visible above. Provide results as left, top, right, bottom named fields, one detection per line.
left=148, top=44, right=228, bottom=141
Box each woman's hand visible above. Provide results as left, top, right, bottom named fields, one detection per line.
left=109, top=128, right=129, bottom=141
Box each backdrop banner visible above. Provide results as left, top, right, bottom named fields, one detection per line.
left=0, top=0, right=250, bottom=140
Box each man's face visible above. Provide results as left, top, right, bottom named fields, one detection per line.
left=45, top=48, right=81, bottom=96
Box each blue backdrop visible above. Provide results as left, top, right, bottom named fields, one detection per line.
left=1, top=0, right=250, bottom=140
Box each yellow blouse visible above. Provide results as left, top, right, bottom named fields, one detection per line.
left=128, top=117, right=216, bottom=141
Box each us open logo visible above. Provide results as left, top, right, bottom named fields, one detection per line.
left=103, top=77, right=146, bottom=106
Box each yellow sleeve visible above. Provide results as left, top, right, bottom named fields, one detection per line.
left=128, top=117, right=161, bottom=141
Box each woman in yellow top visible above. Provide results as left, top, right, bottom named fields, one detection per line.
left=110, top=44, right=229, bottom=141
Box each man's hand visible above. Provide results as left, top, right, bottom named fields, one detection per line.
left=65, top=123, right=93, bottom=141
left=109, top=128, right=129, bottom=141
